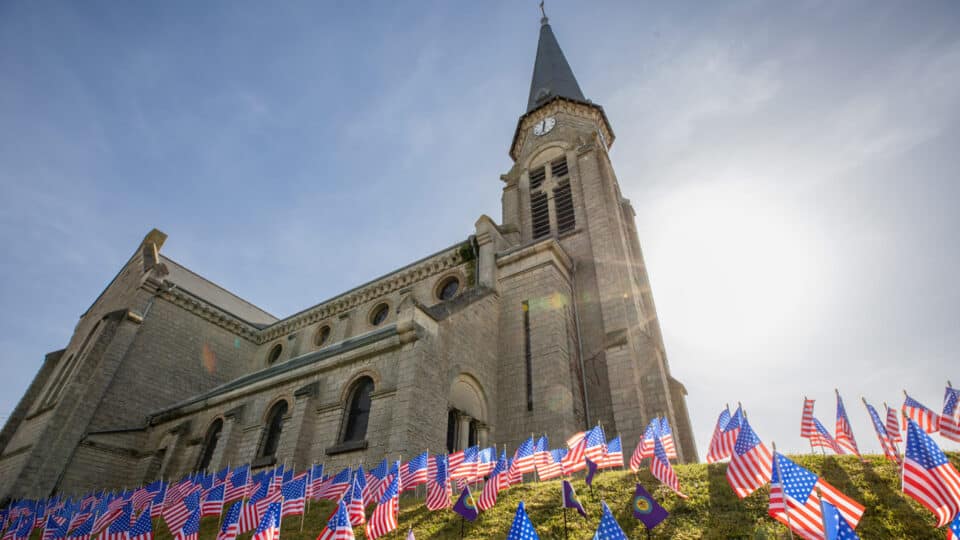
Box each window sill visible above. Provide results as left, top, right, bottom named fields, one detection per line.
left=251, top=455, right=277, bottom=469
left=325, top=440, right=368, bottom=456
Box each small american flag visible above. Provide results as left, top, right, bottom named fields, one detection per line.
left=104, top=502, right=132, bottom=540
left=834, top=392, right=862, bottom=458
left=476, top=447, right=497, bottom=478
left=706, top=406, right=732, bottom=464
left=725, top=416, right=772, bottom=499
left=533, top=437, right=549, bottom=466
left=651, top=436, right=686, bottom=498
left=885, top=404, right=902, bottom=444
left=225, top=466, right=249, bottom=502
left=173, top=508, right=200, bottom=540
left=902, top=418, right=960, bottom=527
left=535, top=449, right=564, bottom=481
left=940, top=385, right=960, bottom=443
left=630, top=419, right=658, bottom=471
left=425, top=455, right=451, bottom=511
left=250, top=502, right=280, bottom=540
left=658, top=418, right=678, bottom=460
left=128, top=507, right=153, bottom=540
left=947, top=513, right=959, bottom=540
left=583, top=425, right=608, bottom=463
left=365, top=475, right=399, bottom=540
left=163, top=491, right=199, bottom=536
left=599, top=436, right=623, bottom=469
left=903, top=393, right=940, bottom=433
left=400, top=452, right=430, bottom=491
left=315, top=468, right=351, bottom=502
left=562, top=432, right=586, bottom=473
left=768, top=452, right=864, bottom=539
left=449, top=447, right=479, bottom=481
left=216, top=502, right=242, bottom=540
left=510, top=438, right=537, bottom=475
left=365, top=460, right=387, bottom=506
left=864, top=399, right=900, bottom=463
left=201, top=484, right=225, bottom=518
left=800, top=398, right=816, bottom=438
left=280, top=473, right=306, bottom=518
left=810, top=418, right=843, bottom=455
left=307, top=464, right=324, bottom=500
left=478, top=450, right=508, bottom=511
left=592, top=501, right=627, bottom=540
left=316, top=500, right=354, bottom=540
left=342, top=470, right=365, bottom=526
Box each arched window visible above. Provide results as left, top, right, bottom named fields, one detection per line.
left=342, top=377, right=374, bottom=442
left=259, top=401, right=288, bottom=459
left=196, top=419, right=223, bottom=472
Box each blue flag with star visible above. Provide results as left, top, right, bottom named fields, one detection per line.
left=506, top=501, right=539, bottom=540
left=593, top=501, right=628, bottom=540
left=820, top=498, right=860, bottom=539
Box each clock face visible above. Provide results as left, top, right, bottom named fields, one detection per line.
left=533, top=116, right=556, bottom=136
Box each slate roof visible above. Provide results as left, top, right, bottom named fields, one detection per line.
left=527, top=17, right=586, bottom=113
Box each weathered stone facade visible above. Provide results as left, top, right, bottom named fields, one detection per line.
left=0, top=16, right=696, bottom=502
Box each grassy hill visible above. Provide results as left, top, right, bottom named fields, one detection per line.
left=152, top=453, right=960, bottom=539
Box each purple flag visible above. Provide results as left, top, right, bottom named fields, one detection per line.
left=585, top=457, right=599, bottom=486
left=632, top=483, right=668, bottom=530
left=561, top=481, right=586, bottom=518
left=452, top=486, right=478, bottom=522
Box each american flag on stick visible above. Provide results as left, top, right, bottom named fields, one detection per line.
left=726, top=415, right=772, bottom=499
left=901, top=417, right=960, bottom=527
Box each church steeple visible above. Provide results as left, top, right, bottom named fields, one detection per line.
left=526, top=10, right=586, bottom=113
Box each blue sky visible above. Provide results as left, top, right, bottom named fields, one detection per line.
left=1, top=0, right=958, bottom=455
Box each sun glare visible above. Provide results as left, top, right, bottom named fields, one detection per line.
left=639, top=180, right=832, bottom=351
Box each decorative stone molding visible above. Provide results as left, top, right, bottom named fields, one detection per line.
left=258, top=244, right=467, bottom=343
left=159, top=286, right=261, bottom=342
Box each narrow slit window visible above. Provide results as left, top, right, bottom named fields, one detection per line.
left=523, top=301, right=533, bottom=411
left=554, top=181, right=576, bottom=234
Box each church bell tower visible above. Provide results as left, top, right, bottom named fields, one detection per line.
left=498, top=10, right=698, bottom=462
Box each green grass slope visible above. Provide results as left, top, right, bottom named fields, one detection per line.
left=152, top=453, right=959, bottom=539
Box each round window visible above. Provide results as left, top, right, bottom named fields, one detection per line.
left=369, top=303, right=389, bottom=326
left=437, top=277, right=460, bottom=301
left=315, top=325, right=331, bottom=347
left=266, top=343, right=283, bottom=365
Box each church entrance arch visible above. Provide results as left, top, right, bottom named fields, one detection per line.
left=446, top=374, right=488, bottom=452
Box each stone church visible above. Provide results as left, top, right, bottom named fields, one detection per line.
left=0, top=14, right=696, bottom=501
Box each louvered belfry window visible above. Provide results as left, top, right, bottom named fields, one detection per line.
left=528, top=156, right=575, bottom=239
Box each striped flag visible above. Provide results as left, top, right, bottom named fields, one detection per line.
left=709, top=407, right=743, bottom=464
left=651, top=436, right=686, bottom=499
left=658, top=418, right=678, bottom=460
left=903, top=393, right=940, bottom=433
left=535, top=449, right=565, bottom=481
left=885, top=404, right=902, bottom=444
left=307, top=464, right=324, bottom=501
left=940, top=385, right=960, bottom=443
left=425, top=455, right=451, bottom=511
left=510, top=437, right=537, bottom=476
left=630, top=419, right=658, bottom=471
left=820, top=498, right=861, bottom=540
left=706, top=406, right=732, bottom=464
left=810, top=418, right=843, bottom=455
left=947, top=513, right=960, bottom=540
left=365, top=460, right=388, bottom=506
left=475, top=448, right=496, bottom=478
left=316, top=500, right=354, bottom=540
left=104, top=503, right=132, bottom=540
left=863, top=399, right=900, bottom=463
left=365, top=475, right=399, bottom=540
left=599, top=436, right=623, bottom=469
left=315, top=468, right=351, bottom=502
left=128, top=507, right=153, bottom=540
left=201, top=484, right=225, bottom=518
left=835, top=392, right=862, bottom=458
left=400, top=452, right=430, bottom=491
left=450, top=447, right=479, bottom=481
left=216, top=502, right=241, bottom=540
left=280, top=473, right=306, bottom=518
left=583, top=425, right=608, bottom=463
left=250, top=502, right=280, bottom=540
left=342, top=470, right=365, bottom=527
left=768, top=452, right=864, bottom=539
left=478, top=450, right=509, bottom=511
left=173, top=508, right=200, bottom=540
left=901, top=418, right=960, bottom=527
left=726, top=416, right=773, bottom=499
left=800, top=398, right=817, bottom=438
left=533, top=437, right=550, bottom=469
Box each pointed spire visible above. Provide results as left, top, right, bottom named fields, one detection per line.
left=526, top=9, right=586, bottom=113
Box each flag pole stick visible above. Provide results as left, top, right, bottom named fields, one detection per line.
left=459, top=516, right=464, bottom=539
left=562, top=506, right=568, bottom=540
left=770, top=442, right=795, bottom=540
